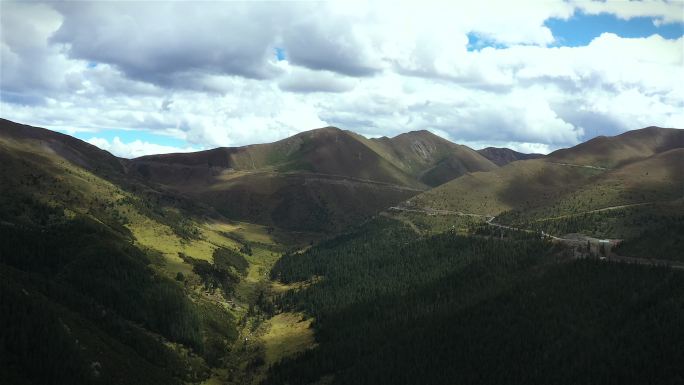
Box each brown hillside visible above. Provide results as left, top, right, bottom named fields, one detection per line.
left=548, top=126, right=684, bottom=168
left=477, top=147, right=544, bottom=166
left=410, top=127, right=684, bottom=219
left=135, top=127, right=421, bottom=188
left=368, top=130, right=499, bottom=186
left=130, top=127, right=498, bottom=231
left=0, top=118, right=125, bottom=175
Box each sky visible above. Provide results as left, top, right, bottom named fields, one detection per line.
left=1, top=1, right=683, bottom=158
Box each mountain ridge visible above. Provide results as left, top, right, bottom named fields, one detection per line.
left=127, top=125, right=499, bottom=231
left=477, top=147, right=544, bottom=166
left=408, top=125, right=684, bottom=240
left=134, top=126, right=499, bottom=188
left=0, top=119, right=500, bottom=233
left=547, top=126, right=684, bottom=168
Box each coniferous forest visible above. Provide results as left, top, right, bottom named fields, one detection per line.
left=0, top=195, right=236, bottom=384
left=266, top=218, right=684, bottom=385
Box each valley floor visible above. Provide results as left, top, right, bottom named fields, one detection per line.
left=194, top=224, right=319, bottom=385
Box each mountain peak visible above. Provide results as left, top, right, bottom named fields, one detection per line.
left=305, top=126, right=344, bottom=134
left=394, top=129, right=442, bottom=140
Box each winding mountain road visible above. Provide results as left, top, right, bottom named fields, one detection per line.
left=388, top=204, right=684, bottom=270
left=547, top=162, right=608, bottom=171
left=530, top=202, right=655, bottom=223
left=388, top=206, right=492, bottom=218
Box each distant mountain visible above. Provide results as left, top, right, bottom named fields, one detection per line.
left=0, top=118, right=126, bottom=175
left=547, top=126, right=684, bottom=168
left=134, top=127, right=421, bottom=187
left=368, top=130, right=498, bottom=185
left=477, top=147, right=543, bottom=166
left=409, top=126, right=684, bottom=238
left=131, top=127, right=497, bottom=231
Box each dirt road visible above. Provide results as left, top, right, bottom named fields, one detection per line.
left=391, top=204, right=684, bottom=270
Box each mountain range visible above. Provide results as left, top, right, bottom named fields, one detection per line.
left=2, top=116, right=681, bottom=244
left=0, top=119, right=505, bottom=232
left=129, top=127, right=499, bottom=231
left=411, top=126, right=683, bottom=221
left=1, top=117, right=683, bottom=385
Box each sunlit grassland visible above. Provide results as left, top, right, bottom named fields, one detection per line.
left=233, top=246, right=280, bottom=304
left=261, top=312, right=316, bottom=366
left=271, top=276, right=322, bottom=295
left=1, top=136, right=284, bottom=277
left=207, top=220, right=275, bottom=244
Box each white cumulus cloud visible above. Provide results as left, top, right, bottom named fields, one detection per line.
left=1, top=0, right=682, bottom=154
left=86, top=136, right=199, bottom=159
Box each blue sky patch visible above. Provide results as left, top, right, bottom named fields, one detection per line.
left=274, top=47, right=286, bottom=61
left=68, top=129, right=190, bottom=148
left=467, top=33, right=509, bottom=51
left=546, top=11, right=684, bottom=47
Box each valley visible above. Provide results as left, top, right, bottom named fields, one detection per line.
left=3, top=2, right=683, bottom=384
left=1, top=118, right=683, bottom=385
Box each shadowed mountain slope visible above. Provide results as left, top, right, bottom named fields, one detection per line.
left=135, top=127, right=421, bottom=188
left=130, top=127, right=497, bottom=231
left=477, top=147, right=544, bottom=166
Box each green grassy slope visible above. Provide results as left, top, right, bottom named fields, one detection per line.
left=0, top=119, right=300, bottom=384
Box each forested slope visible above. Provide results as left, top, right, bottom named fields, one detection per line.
left=265, top=218, right=684, bottom=385
left=0, top=119, right=251, bottom=384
